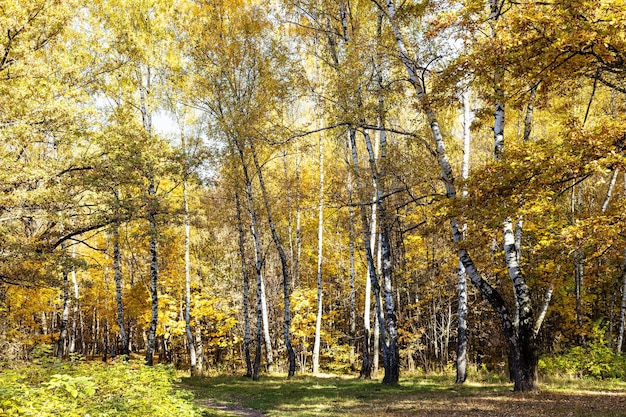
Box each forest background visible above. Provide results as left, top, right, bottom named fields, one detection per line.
left=2, top=0, right=626, bottom=399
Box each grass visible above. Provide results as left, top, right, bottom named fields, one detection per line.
left=180, top=372, right=626, bottom=417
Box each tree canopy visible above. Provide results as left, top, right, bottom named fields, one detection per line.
left=2, top=0, right=626, bottom=393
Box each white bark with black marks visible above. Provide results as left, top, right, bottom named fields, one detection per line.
left=183, top=180, right=197, bottom=374
left=312, top=128, right=324, bottom=375
left=251, top=145, right=296, bottom=377
left=113, top=222, right=129, bottom=356
left=349, top=129, right=378, bottom=379
left=235, top=143, right=266, bottom=381
left=235, top=191, right=253, bottom=377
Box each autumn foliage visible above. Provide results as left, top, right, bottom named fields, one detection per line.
left=1, top=0, right=626, bottom=395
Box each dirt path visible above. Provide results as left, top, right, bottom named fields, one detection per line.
left=194, top=397, right=265, bottom=417
left=178, top=383, right=265, bottom=417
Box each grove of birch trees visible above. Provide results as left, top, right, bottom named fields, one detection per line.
left=2, top=0, right=626, bottom=392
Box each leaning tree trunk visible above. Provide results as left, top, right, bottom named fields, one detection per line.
left=250, top=144, right=296, bottom=377
left=384, top=0, right=540, bottom=391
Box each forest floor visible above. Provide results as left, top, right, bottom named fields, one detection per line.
left=180, top=373, right=626, bottom=417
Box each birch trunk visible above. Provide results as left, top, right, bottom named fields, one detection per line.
left=362, top=127, right=398, bottom=384
left=57, top=268, right=70, bottom=359
left=534, top=282, right=554, bottom=338
left=70, top=245, right=79, bottom=355
left=349, top=129, right=376, bottom=379
left=113, top=222, right=129, bottom=356
left=236, top=145, right=265, bottom=381
left=380, top=227, right=399, bottom=384
left=601, top=169, right=619, bottom=213
left=260, top=271, right=273, bottom=373
left=373, top=298, right=380, bottom=376
left=616, top=257, right=626, bottom=353
left=523, top=84, right=537, bottom=141
left=295, top=140, right=302, bottom=289
left=250, top=145, right=295, bottom=377
left=368, top=190, right=379, bottom=378
left=234, top=141, right=272, bottom=379
left=235, top=190, right=253, bottom=377
left=613, top=174, right=626, bottom=352
left=456, top=262, right=468, bottom=383
left=489, top=0, right=505, bottom=159
left=183, top=179, right=197, bottom=375
left=503, top=219, right=538, bottom=391
left=456, top=88, right=471, bottom=384
left=385, top=0, right=539, bottom=390
left=348, top=156, right=357, bottom=368
left=138, top=68, right=158, bottom=367
left=145, top=178, right=159, bottom=366
left=195, top=327, right=205, bottom=375
left=493, top=68, right=505, bottom=159
left=312, top=129, right=324, bottom=375
left=571, top=181, right=584, bottom=331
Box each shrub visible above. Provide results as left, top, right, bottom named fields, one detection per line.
left=0, top=347, right=201, bottom=416
left=539, top=325, right=626, bottom=380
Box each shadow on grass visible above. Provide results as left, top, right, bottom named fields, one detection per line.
left=181, top=374, right=626, bottom=417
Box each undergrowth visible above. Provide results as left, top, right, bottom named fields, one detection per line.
left=0, top=345, right=202, bottom=417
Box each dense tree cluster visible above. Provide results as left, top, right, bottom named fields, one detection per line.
left=2, top=0, right=626, bottom=392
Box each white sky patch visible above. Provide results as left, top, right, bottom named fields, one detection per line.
left=153, top=109, right=180, bottom=143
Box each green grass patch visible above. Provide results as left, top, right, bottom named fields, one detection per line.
left=181, top=372, right=626, bottom=417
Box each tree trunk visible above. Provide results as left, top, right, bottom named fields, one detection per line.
left=570, top=180, right=585, bottom=332
left=235, top=142, right=269, bottom=380
left=195, top=327, right=205, bottom=375
left=385, top=0, right=542, bottom=391
left=349, top=128, right=376, bottom=380
left=69, top=245, right=79, bottom=355
left=456, top=261, right=468, bottom=383
left=250, top=144, right=295, bottom=377
left=312, top=128, right=324, bottom=375
left=601, top=169, right=619, bottom=213
left=57, top=268, right=70, bottom=359
left=138, top=68, right=158, bottom=367
left=373, top=301, right=380, bottom=376
left=523, top=84, right=537, bottom=141
left=347, top=156, right=357, bottom=368
left=493, top=68, right=505, bottom=159
left=183, top=180, right=197, bottom=375
left=503, top=219, right=538, bottom=391
left=456, top=87, right=471, bottom=384
left=235, top=190, right=253, bottom=377
left=616, top=253, right=626, bottom=353
left=380, top=227, right=399, bottom=384
left=145, top=179, right=159, bottom=367
left=489, top=0, right=505, bottom=159
left=362, top=126, right=398, bottom=384
left=113, top=222, right=129, bottom=356
left=534, top=281, right=555, bottom=338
